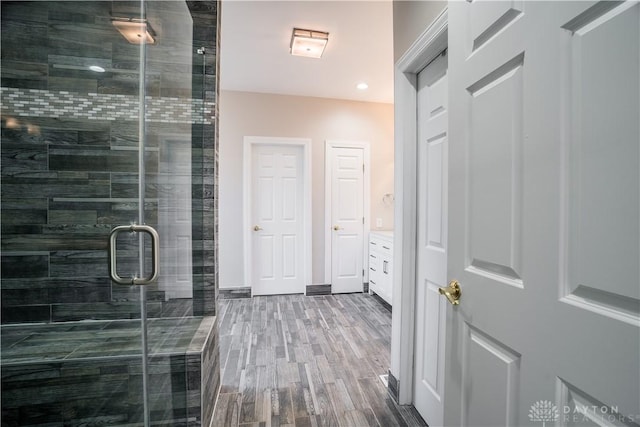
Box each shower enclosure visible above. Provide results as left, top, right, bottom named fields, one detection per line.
left=1, top=1, right=219, bottom=425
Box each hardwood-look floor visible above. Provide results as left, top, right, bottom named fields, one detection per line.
left=212, top=293, right=427, bottom=427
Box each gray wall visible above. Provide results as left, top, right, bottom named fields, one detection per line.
left=393, top=0, right=446, bottom=61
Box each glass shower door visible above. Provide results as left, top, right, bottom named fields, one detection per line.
left=111, top=1, right=206, bottom=424
left=0, top=0, right=152, bottom=421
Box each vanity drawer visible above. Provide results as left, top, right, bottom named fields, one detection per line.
left=368, top=231, right=393, bottom=305
left=370, top=237, right=392, bottom=257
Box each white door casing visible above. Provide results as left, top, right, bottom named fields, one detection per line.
left=414, top=50, right=448, bottom=426
left=445, top=2, right=639, bottom=426
left=325, top=141, right=370, bottom=294
left=392, top=8, right=448, bottom=405
left=244, top=137, right=312, bottom=296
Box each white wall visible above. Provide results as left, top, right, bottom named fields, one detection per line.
left=393, top=0, right=447, bottom=61
left=219, top=90, right=394, bottom=288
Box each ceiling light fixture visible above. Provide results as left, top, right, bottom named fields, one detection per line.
left=89, top=65, right=106, bottom=73
left=357, top=82, right=369, bottom=90
left=111, top=17, right=156, bottom=45
left=290, top=28, right=329, bottom=58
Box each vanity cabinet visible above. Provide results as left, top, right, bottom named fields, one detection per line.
left=368, top=231, right=393, bottom=305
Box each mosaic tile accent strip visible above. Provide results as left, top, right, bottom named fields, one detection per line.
left=1, top=87, right=215, bottom=124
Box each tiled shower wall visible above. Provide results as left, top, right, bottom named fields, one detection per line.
left=188, top=0, right=218, bottom=319
left=0, top=1, right=218, bottom=323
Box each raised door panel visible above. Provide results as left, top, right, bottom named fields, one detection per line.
left=566, top=1, right=640, bottom=308
left=258, top=234, right=275, bottom=280
left=335, top=234, right=360, bottom=279
left=336, top=178, right=359, bottom=222
left=558, top=1, right=640, bottom=416
left=281, top=177, right=298, bottom=222
left=422, top=282, right=443, bottom=393
left=426, top=135, right=445, bottom=251
left=461, top=326, right=520, bottom=427
left=257, top=177, right=275, bottom=222
left=281, top=234, right=298, bottom=279
left=468, top=0, right=524, bottom=53
left=467, top=56, right=524, bottom=287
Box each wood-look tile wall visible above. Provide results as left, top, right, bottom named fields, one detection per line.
left=0, top=0, right=219, bottom=323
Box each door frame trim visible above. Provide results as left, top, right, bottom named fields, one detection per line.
left=391, top=8, right=448, bottom=405
left=243, top=136, right=312, bottom=295
left=323, top=140, right=371, bottom=286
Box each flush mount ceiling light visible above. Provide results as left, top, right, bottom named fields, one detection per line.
left=111, top=17, right=156, bottom=45
left=290, top=28, right=329, bottom=58
left=356, top=82, right=368, bottom=90
left=88, top=65, right=106, bottom=73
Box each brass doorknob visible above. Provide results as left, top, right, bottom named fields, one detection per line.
left=333, top=225, right=342, bottom=231
left=439, top=280, right=461, bottom=305
left=253, top=225, right=262, bottom=231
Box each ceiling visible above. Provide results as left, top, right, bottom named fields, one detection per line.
left=219, top=1, right=394, bottom=104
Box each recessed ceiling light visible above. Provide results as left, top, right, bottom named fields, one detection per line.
left=290, top=28, right=329, bottom=59
left=89, top=65, right=106, bottom=73
left=357, top=82, right=369, bottom=90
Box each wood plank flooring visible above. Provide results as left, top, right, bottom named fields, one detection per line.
left=213, top=293, right=427, bottom=427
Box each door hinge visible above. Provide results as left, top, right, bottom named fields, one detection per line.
left=363, top=164, right=365, bottom=173
left=362, top=269, right=365, bottom=276
left=362, top=217, right=365, bottom=224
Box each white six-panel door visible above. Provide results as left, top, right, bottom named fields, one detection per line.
left=330, top=147, right=365, bottom=293
left=445, top=1, right=639, bottom=426
left=414, top=51, right=448, bottom=427
left=251, top=144, right=305, bottom=295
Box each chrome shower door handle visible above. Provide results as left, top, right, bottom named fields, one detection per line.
left=109, top=224, right=160, bottom=285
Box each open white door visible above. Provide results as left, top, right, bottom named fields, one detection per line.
left=414, top=50, right=448, bottom=426
left=158, top=137, right=193, bottom=300
left=250, top=143, right=305, bottom=295
left=445, top=1, right=639, bottom=426
left=327, top=145, right=366, bottom=293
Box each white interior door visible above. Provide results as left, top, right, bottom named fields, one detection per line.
left=158, top=138, right=193, bottom=300
left=445, top=1, right=639, bottom=426
left=251, top=144, right=305, bottom=295
left=330, top=146, right=365, bottom=293
left=414, top=50, right=448, bottom=426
